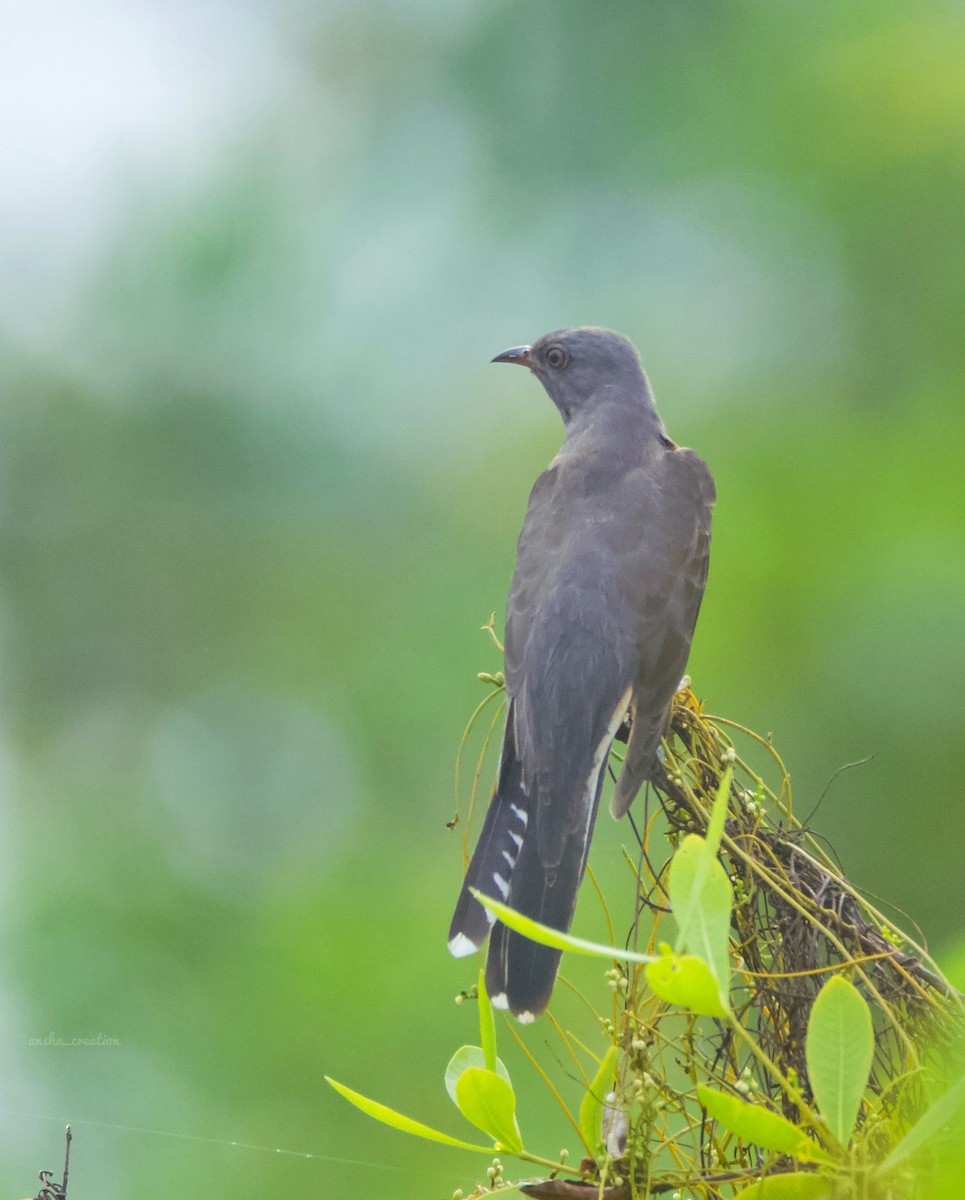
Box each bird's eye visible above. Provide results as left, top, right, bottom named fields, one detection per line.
left=545, top=346, right=568, bottom=369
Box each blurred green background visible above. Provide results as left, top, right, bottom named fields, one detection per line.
left=2, top=1, right=964, bottom=1196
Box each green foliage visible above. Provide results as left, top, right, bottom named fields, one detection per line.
left=667, top=769, right=734, bottom=1006
left=454, top=1067, right=523, bottom=1155
left=730, top=1174, right=830, bottom=1200
left=468, top=887, right=657, bottom=963
left=578, top=1044, right=619, bottom=1158
left=376, top=687, right=965, bottom=1199
left=805, top=975, right=875, bottom=1147
left=326, top=973, right=531, bottom=1159
left=444, top=1046, right=512, bottom=1104
left=324, top=1076, right=494, bottom=1154
left=327, top=973, right=571, bottom=1177
left=327, top=970, right=529, bottom=1157
left=645, top=948, right=729, bottom=1017
left=697, top=1086, right=819, bottom=1160
left=477, top=967, right=499, bottom=1072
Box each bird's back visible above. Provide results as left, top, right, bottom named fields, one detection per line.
left=506, top=417, right=713, bottom=816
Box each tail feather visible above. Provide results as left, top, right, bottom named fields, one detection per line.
left=449, top=698, right=619, bottom=1020
left=448, top=732, right=529, bottom=957
left=485, top=761, right=605, bottom=1021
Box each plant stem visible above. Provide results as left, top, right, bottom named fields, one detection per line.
left=517, top=1150, right=581, bottom=1175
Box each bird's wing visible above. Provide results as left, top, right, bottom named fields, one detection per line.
left=503, top=459, right=640, bottom=867
left=610, top=445, right=715, bottom=818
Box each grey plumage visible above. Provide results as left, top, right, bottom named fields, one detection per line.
left=448, top=327, right=715, bottom=1020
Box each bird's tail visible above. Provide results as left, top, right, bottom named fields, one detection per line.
left=484, top=765, right=604, bottom=1022
left=447, top=716, right=606, bottom=1022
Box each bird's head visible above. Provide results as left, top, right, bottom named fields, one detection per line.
left=492, top=327, right=653, bottom=424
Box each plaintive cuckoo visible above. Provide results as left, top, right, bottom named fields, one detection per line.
left=448, top=327, right=715, bottom=1021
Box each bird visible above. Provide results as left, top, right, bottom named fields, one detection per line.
left=447, top=327, right=715, bottom=1022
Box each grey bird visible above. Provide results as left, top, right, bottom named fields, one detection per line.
left=448, top=327, right=715, bottom=1021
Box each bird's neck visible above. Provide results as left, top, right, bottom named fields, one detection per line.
left=562, top=391, right=667, bottom=446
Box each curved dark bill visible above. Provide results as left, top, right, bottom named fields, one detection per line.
left=492, top=345, right=532, bottom=367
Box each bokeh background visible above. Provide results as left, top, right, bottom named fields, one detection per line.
left=2, top=1, right=964, bottom=1195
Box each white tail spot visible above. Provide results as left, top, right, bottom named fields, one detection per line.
left=448, top=932, right=480, bottom=958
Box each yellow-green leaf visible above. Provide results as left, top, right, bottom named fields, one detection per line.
left=445, top=1046, right=512, bottom=1106
left=668, top=833, right=733, bottom=1003
left=805, top=976, right=873, bottom=1146
left=731, top=1172, right=829, bottom=1200
left=579, top=1044, right=619, bottom=1156
left=469, top=889, right=657, bottom=963
left=645, top=952, right=729, bottom=1016
left=454, top=1066, right=523, bottom=1155
left=705, top=764, right=734, bottom=856
left=478, top=969, right=498, bottom=1072
left=697, top=1086, right=821, bottom=1159
left=325, top=1076, right=494, bottom=1153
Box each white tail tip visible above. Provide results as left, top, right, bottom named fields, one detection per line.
left=448, top=932, right=480, bottom=958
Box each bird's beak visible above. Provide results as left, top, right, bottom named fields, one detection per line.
left=492, top=344, right=532, bottom=368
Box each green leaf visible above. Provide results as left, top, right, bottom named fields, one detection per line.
left=668, top=833, right=733, bottom=1004
left=579, top=1044, right=619, bottom=1155
left=697, top=1086, right=822, bottom=1159
left=469, top=888, right=657, bottom=963
left=645, top=951, right=729, bottom=1016
left=454, top=1066, right=523, bottom=1154
left=324, top=1076, right=494, bottom=1154
left=478, top=969, right=497, bottom=1072
left=731, top=1172, right=830, bottom=1200
left=805, top=976, right=874, bottom=1145
left=878, top=1073, right=965, bottom=1172
left=445, top=1046, right=512, bottom=1106
left=705, top=764, right=734, bottom=857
